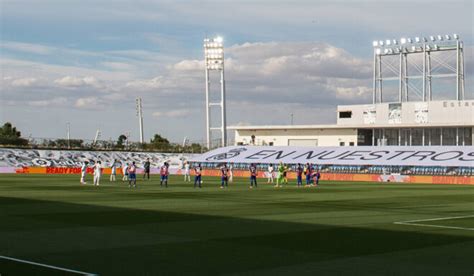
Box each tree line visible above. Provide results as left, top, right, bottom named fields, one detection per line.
left=0, top=122, right=206, bottom=153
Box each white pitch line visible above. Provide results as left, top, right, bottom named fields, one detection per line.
left=394, top=215, right=474, bottom=231
left=394, top=221, right=474, bottom=231
left=0, top=255, right=97, bottom=275
left=399, top=215, right=474, bottom=223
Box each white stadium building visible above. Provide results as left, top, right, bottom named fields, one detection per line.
left=232, top=99, right=473, bottom=147
left=231, top=34, right=473, bottom=148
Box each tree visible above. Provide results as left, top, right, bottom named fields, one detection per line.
left=54, top=139, right=84, bottom=148
left=149, top=134, right=171, bottom=150
left=117, top=134, right=127, bottom=148
left=189, top=143, right=206, bottom=153
left=0, top=122, right=28, bottom=146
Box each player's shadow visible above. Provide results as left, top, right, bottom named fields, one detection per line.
left=0, top=196, right=473, bottom=275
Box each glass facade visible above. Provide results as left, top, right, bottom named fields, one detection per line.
left=365, top=127, right=472, bottom=146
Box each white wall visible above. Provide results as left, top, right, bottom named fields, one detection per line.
left=235, top=128, right=358, bottom=146
left=337, top=100, right=474, bottom=127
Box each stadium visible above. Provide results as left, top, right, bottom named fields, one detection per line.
left=1, top=2, right=474, bottom=275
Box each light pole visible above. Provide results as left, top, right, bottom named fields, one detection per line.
left=136, top=97, right=144, bottom=144
left=204, top=36, right=227, bottom=149
left=66, top=122, right=70, bottom=149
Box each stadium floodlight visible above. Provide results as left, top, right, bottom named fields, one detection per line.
left=204, top=37, right=225, bottom=71
left=374, top=33, right=465, bottom=104
left=372, top=41, right=379, bottom=47
left=203, top=36, right=227, bottom=148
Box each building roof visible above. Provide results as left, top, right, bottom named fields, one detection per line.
left=229, top=122, right=474, bottom=131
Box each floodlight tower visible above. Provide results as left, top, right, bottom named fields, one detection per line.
left=136, top=97, right=144, bottom=144
left=204, top=36, right=227, bottom=149
left=372, top=34, right=465, bottom=103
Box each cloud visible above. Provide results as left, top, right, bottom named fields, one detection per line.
left=172, top=60, right=202, bottom=71
left=152, top=109, right=191, bottom=118
left=126, top=76, right=164, bottom=90
left=226, top=42, right=372, bottom=79
left=28, top=97, right=68, bottom=107
left=1, top=41, right=54, bottom=55
left=100, top=62, right=135, bottom=71
left=54, top=76, right=103, bottom=88
left=74, top=97, right=103, bottom=110
left=11, top=78, right=40, bottom=87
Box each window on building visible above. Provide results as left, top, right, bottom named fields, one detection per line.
left=349, top=142, right=355, bottom=146
left=400, top=129, right=410, bottom=146
left=357, top=129, right=373, bottom=146
left=429, top=128, right=441, bottom=145
left=339, top=141, right=345, bottom=146
left=464, top=128, right=472, bottom=146
left=339, top=111, right=352, bottom=118
left=442, top=128, right=456, bottom=145
left=385, top=129, right=399, bottom=145
left=269, top=142, right=274, bottom=146
left=411, top=128, right=423, bottom=146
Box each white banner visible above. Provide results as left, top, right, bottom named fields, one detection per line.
left=0, top=148, right=198, bottom=169
left=191, top=146, right=474, bottom=167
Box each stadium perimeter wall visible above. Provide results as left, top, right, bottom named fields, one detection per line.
left=0, top=148, right=197, bottom=175
left=1, top=148, right=473, bottom=184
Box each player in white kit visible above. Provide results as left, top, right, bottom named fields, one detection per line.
left=93, top=161, right=102, bottom=186
left=110, top=159, right=117, bottom=182
left=122, top=162, right=129, bottom=181
left=267, top=164, right=274, bottom=183
left=183, top=161, right=191, bottom=182
left=228, top=163, right=234, bottom=183
left=80, top=161, right=89, bottom=184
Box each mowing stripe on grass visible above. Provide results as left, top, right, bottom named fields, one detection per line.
left=0, top=255, right=97, bottom=275
left=394, top=215, right=474, bottom=231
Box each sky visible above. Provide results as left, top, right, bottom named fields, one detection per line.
left=1, top=0, right=473, bottom=144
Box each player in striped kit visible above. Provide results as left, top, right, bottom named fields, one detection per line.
left=194, top=164, right=202, bottom=188
left=160, top=162, right=169, bottom=187
left=220, top=164, right=229, bottom=189
left=249, top=163, right=258, bottom=188
left=128, top=162, right=137, bottom=188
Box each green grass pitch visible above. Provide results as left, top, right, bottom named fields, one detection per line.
left=1, top=174, right=473, bottom=275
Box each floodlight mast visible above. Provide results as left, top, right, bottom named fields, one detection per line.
left=372, top=34, right=465, bottom=104
left=136, top=97, right=144, bottom=144
left=204, top=37, right=227, bottom=149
